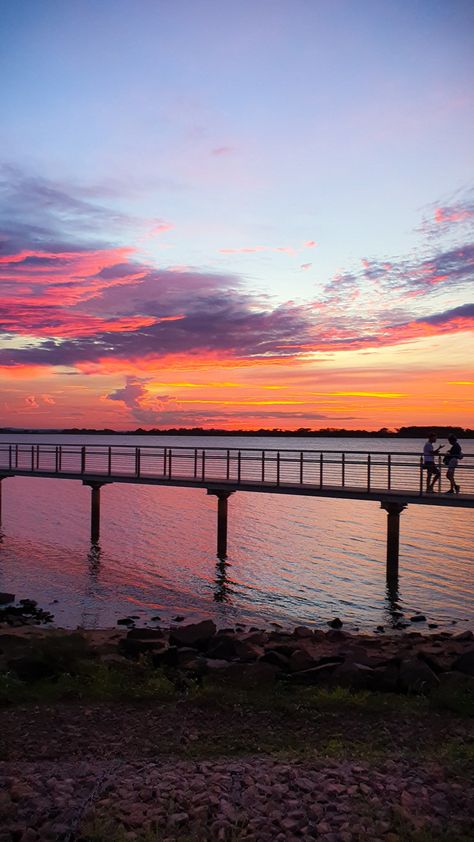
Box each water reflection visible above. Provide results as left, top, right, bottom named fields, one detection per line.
left=385, top=570, right=403, bottom=627
left=87, top=542, right=102, bottom=581
left=80, top=543, right=102, bottom=627
left=214, top=558, right=232, bottom=603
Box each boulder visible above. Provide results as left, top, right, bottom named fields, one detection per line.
left=169, top=620, right=216, bottom=650
left=234, top=639, right=264, bottom=662
left=293, top=626, right=313, bottom=638
left=259, top=650, right=290, bottom=670
left=286, top=661, right=342, bottom=685
left=289, top=649, right=319, bottom=673
left=453, top=631, right=474, bottom=642
left=207, top=661, right=279, bottom=688
left=126, top=628, right=165, bottom=640
left=330, top=662, right=376, bottom=691
left=326, top=629, right=348, bottom=642
left=398, top=658, right=439, bottom=693
left=327, top=617, right=343, bottom=629
left=206, top=634, right=237, bottom=659
left=451, top=650, right=474, bottom=676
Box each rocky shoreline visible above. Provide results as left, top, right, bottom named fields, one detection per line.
left=1, top=611, right=474, bottom=698
left=1, top=598, right=474, bottom=841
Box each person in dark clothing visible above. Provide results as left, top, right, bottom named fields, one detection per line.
left=423, top=432, right=443, bottom=493
left=444, top=434, right=462, bottom=494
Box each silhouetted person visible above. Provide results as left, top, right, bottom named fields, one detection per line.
left=423, top=433, right=443, bottom=493
left=444, top=434, right=462, bottom=494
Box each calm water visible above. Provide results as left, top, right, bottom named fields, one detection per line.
left=0, top=434, right=472, bottom=632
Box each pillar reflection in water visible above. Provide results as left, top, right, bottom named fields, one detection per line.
left=214, top=558, right=232, bottom=603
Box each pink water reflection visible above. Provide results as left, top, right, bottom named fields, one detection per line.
left=0, top=435, right=472, bottom=631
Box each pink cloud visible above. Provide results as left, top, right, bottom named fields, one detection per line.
left=25, top=396, right=39, bottom=408
left=211, top=146, right=234, bottom=156
left=304, top=240, right=317, bottom=248
left=300, top=263, right=312, bottom=270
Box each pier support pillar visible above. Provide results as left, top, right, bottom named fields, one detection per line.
left=0, top=477, right=5, bottom=528
left=380, top=501, right=407, bottom=579
left=207, top=490, right=234, bottom=559
left=83, top=481, right=107, bottom=544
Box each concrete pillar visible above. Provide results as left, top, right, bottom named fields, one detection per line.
left=207, top=490, right=234, bottom=559
left=380, top=501, right=407, bottom=579
left=84, top=481, right=106, bottom=544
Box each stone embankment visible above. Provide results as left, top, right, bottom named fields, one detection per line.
left=1, top=614, right=474, bottom=695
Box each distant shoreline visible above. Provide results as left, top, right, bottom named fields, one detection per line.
left=1, top=426, right=474, bottom=439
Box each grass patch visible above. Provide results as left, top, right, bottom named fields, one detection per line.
left=0, top=661, right=175, bottom=705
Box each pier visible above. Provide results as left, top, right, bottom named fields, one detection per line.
left=0, top=442, right=472, bottom=580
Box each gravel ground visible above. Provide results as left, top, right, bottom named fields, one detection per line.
left=1, top=755, right=473, bottom=842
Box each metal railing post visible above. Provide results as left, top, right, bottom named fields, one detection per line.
left=262, top=450, right=265, bottom=482
left=237, top=450, right=241, bottom=484
left=226, top=449, right=230, bottom=480
left=168, top=448, right=172, bottom=478
left=387, top=453, right=392, bottom=490
left=419, top=455, right=424, bottom=495
left=55, top=446, right=59, bottom=473
left=81, top=446, right=86, bottom=474
left=299, top=451, right=304, bottom=484
left=342, top=452, right=345, bottom=487
left=367, top=453, right=371, bottom=492
left=276, top=451, right=280, bottom=486
left=108, top=446, right=112, bottom=476
left=8, top=445, right=12, bottom=471
left=319, top=452, right=323, bottom=488
left=31, top=445, right=35, bottom=472
left=194, top=448, right=198, bottom=478
left=202, top=449, right=206, bottom=481
left=15, top=444, right=18, bottom=468
left=163, top=448, right=167, bottom=476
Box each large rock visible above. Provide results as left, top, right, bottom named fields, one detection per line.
left=233, top=639, right=264, bottom=662
left=329, top=662, right=376, bottom=691
left=126, top=628, right=166, bottom=640
left=259, top=650, right=290, bottom=670
left=451, top=650, right=474, bottom=676
left=207, top=661, right=279, bottom=688
left=206, top=634, right=237, bottom=659
left=286, top=661, right=342, bottom=685
left=169, top=620, right=216, bottom=650
left=398, top=658, right=439, bottom=693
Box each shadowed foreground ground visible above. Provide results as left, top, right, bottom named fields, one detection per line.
left=1, top=624, right=473, bottom=841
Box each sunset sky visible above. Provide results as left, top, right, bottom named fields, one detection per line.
left=1, top=0, right=473, bottom=430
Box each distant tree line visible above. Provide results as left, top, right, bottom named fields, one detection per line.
left=2, top=425, right=473, bottom=438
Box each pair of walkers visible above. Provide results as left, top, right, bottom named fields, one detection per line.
left=423, top=433, right=462, bottom=494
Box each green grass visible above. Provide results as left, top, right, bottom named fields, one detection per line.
left=0, top=660, right=175, bottom=705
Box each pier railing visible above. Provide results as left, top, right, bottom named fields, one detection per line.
left=1, top=442, right=473, bottom=495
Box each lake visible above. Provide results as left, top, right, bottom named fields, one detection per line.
left=0, top=433, right=472, bottom=632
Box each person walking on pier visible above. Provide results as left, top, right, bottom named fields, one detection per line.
left=423, top=433, right=443, bottom=493
left=444, top=434, right=462, bottom=494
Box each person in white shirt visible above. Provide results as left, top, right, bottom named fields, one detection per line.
left=423, top=433, right=443, bottom=493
